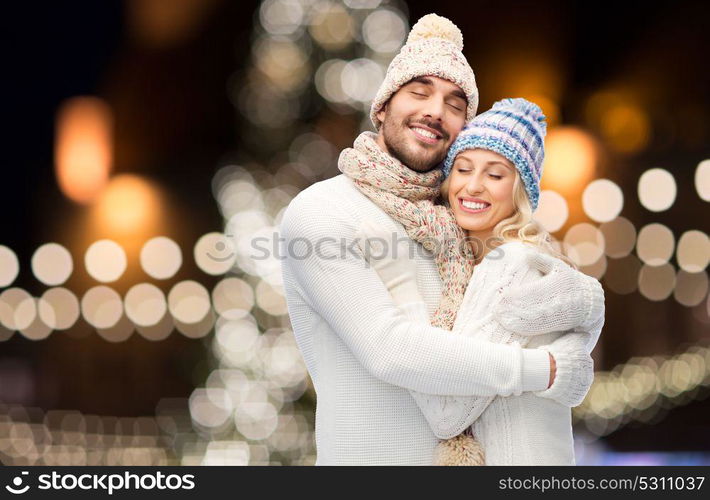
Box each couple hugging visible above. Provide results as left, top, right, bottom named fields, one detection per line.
left=280, top=13, right=605, bottom=466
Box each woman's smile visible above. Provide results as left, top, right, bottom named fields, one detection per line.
left=458, top=197, right=491, bottom=214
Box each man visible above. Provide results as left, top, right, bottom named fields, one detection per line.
left=280, top=14, right=599, bottom=465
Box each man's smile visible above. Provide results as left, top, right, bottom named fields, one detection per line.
left=408, top=122, right=446, bottom=146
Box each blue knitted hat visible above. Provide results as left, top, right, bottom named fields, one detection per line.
left=441, top=98, right=547, bottom=210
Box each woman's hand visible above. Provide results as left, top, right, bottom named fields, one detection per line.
left=493, top=251, right=605, bottom=336
left=548, top=352, right=556, bottom=389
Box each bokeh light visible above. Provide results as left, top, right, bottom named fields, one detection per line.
left=194, top=233, right=236, bottom=276
left=85, top=240, right=127, bottom=283
left=582, top=179, right=624, bottom=223
left=341, top=58, right=384, bottom=104
left=0, top=288, right=36, bottom=331
left=140, top=236, right=182, bottom=280
left=20, top=306, right=52, bottom=341
left=212, top=278, right=254, bottom=320
left=124, top=283, right=167, bottom=327
left=676, top=230, right=709, bottom=273
left=308, top=2, right=354, bottom=51
left=362, top=8, right=406, bottom=53
left=599, top=217, right=636, bottom=258
left=81, top=286, right=123, bottom=329
left=93, top=174, right=161, bottom=235
left=638, top=263, right=676, bottom=302
left=315, top=59, right=349, bottom=104
left=38, top=288, right=80, bottom=330
left=31, top=243, right=73, bottom=286
left=541, top=127, right=598, bottom=194
left=636, top=223, right=675, bottom=266
left=255, top=281, right=288, bottom=316
left=638, top=168, right=677, bottom=212
left=673, top=270, right=709, bottom=307
left=695, top=159, right=710, bottom=201
left=532, top=190, right=568, bottom=233
left=563, top=223, right=606, bottom=267
left=252, top=37, right=310, bottom=93
left=259, top=0, right=305, bottom=37
left=54, top=97, right=112, bottom=204
left=213, top=317, right=260, bottom=368
left=580, top=253, right=608, bottom=280
left=0, top=245, right=20, bottom=288
left=168, top=280, right=211, bottom=324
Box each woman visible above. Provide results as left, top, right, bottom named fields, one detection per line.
left=342, top=98, right=605, bottom=465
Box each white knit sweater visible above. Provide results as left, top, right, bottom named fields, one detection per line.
left=280, top=174, right=602, bottom=465
left=400, top=241, right=604, bottom=465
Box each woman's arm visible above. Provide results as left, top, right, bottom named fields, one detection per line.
left=362, top=234, right=603, bottom=438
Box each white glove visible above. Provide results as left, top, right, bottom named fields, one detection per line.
left=493, top=251, right=605, bottom=336
left=355, top=218, right=422, bottom=306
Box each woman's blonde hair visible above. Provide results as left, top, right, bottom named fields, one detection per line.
left=440, top=169, right=577, bottom=269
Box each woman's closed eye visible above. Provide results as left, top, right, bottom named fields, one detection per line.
left=455, top=167, right=502, bottom=179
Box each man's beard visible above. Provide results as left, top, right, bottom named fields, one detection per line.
left=381, top=115, right=448, bottom=173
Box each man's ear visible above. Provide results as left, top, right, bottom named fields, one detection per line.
left=376, top=103, right=387, bottom=124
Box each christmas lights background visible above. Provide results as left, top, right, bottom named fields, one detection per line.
left=1, top=0, right=708, bottom=465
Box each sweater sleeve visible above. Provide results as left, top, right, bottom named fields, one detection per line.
left=398, top=302, right=508, bottom=439
left=534, top=301, right=604, bottom=407
left=279, top=192, right=551, bottom=396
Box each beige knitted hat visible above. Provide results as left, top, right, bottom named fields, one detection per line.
left=370, top=13, right=479, bottom=130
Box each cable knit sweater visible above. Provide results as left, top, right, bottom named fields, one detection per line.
left=280, top=174, right=600, bottom=465
left=399, top=241, right=604, bottom=465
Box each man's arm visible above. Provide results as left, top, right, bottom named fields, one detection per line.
left=350, top=223, right=598, bottom=438
left=279, top=192, right=550, bottom=397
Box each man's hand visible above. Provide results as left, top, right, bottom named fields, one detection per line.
left=536, top=331, right=594, bottom=407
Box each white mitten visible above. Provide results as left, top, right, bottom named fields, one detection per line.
left=494, top=252, right=605, bottom=336
left=355, top=218, right=422, bottom=306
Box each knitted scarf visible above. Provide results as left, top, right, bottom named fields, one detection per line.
left=338, top=131, right=485, bottom=466
left=337, top=131, right=475, bottom=331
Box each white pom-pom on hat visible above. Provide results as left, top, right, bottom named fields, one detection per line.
left=369, top=12, right=478, bottom=129
left=406, top=13, right=463, bottom=51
